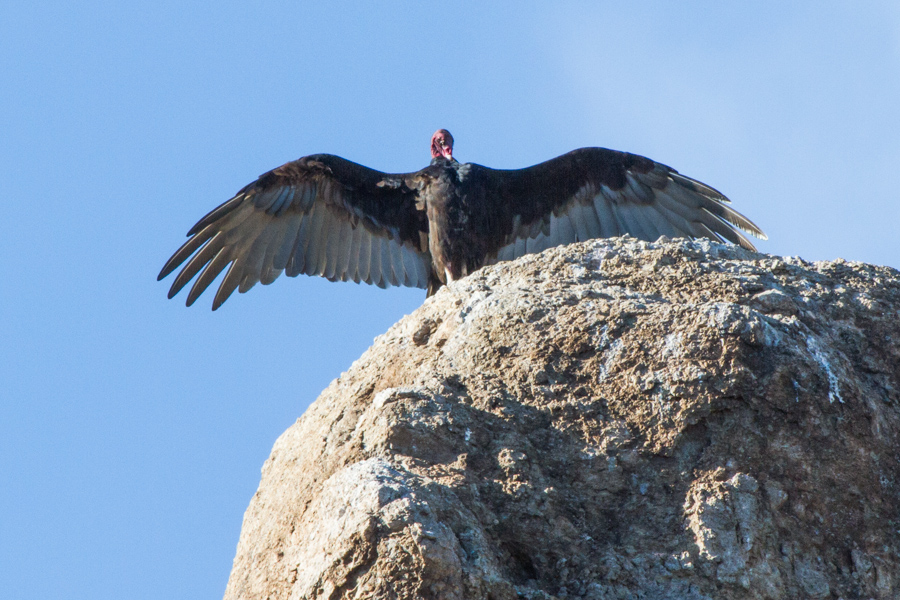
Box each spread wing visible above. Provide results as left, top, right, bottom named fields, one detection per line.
left=158, top=154, right=430, bottom=309
left=477, top=148, right=766, bottom=264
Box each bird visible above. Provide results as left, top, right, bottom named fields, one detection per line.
left=159, top=129, right=766, bottom=309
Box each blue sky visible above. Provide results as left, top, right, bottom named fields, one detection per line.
left=2, top=2, right=898, bottom=599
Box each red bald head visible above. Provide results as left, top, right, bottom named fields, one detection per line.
left=431, top=129, right=454, bottom=160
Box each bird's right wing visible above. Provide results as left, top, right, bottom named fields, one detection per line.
left=476, top=148, right=766, bottom=264
left=158, top=155, right=430, bottom=310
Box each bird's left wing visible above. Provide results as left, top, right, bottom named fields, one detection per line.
left=476, top=148, right=766, bottom=264
left=158, top=154, right=430, bottom=309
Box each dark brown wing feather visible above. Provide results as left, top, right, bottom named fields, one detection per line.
left=158, top=154, right=430, bottom=309
left=474, top=148, right=766, bottom=264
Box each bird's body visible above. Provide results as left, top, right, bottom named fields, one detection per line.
left=159, top=130, right=766, bottom=309
left=422, top=158, right=492, bottom=290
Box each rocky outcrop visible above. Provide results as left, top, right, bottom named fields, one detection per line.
left=223, top=237, right=900, bottom=600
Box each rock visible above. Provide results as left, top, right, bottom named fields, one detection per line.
left=223, top=237, right=900, bottom=600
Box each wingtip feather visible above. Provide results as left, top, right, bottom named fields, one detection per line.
left=187, top=194, right=245, bottom=236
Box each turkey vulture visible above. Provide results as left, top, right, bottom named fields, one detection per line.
left=159, top=129, right=765, bottom=309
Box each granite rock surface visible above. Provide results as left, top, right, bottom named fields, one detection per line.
left=224, top=237, right=900, bottom=600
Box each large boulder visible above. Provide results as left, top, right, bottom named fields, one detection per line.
left=224, top=237, right=900, bottom=600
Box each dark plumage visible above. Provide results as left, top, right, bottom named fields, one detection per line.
left=159, top=129, right=765, bottom=309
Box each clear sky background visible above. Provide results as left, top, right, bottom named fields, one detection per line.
left=2, top=2, right=898, bottom=599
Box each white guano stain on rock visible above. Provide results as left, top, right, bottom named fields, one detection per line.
left=806, top=335, right=845, bottom=404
